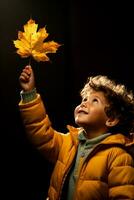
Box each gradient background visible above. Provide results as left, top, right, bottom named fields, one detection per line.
left=1, top=0, right=134, bottom=199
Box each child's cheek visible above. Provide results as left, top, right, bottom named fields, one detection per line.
left=74, top=105, right=80, bottom=116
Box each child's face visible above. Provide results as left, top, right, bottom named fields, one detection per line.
left=74, top=90, right=110, bottom=131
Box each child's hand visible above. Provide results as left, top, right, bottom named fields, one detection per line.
left=19, top=65, right=35, bottom=92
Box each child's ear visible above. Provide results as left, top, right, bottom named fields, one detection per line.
left=105, top=117, right=119, bottom=127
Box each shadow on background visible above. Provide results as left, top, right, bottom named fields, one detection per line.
left=0, top=0, right=133, bottom=199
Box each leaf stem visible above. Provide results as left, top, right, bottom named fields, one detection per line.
left=28, top=56, right=32, bottom=66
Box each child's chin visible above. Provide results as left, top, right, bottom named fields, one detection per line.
left=75, top=119, right=84, bottom=127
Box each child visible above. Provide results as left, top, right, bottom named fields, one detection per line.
left=19, top=65, right=134, bottom=200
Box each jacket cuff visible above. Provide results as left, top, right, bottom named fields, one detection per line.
left=20, top=88, right=37, bottom=103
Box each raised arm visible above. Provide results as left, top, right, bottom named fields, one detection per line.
left=18, top=65, right=64, bottom=163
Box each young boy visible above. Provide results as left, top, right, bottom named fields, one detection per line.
left=19, top=65, right=134, bottom=200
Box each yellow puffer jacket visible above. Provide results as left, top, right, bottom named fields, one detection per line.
left=19, top=95, right=134, bottom=200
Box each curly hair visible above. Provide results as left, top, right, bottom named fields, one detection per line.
left=80, top=75, right=134, bottom=135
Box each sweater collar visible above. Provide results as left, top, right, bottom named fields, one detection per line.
left=78, top=131, right=111, bottom=146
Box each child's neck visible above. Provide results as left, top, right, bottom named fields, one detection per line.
left=84, top=127, right=108, bottom=139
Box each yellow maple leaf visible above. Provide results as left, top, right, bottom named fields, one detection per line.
left=13, top=19, right=61, bottom=62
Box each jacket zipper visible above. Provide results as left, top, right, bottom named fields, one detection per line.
left=58, top=146, right=78, bottom=200
left=72, top=158, right=85, bottom=200
left=58, top=163, right=73, bottom=200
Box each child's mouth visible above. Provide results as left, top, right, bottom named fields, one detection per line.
left=78, top=109, right=88, bottom=114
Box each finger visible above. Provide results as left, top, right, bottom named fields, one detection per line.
left=20, top=72, right=30, bottom=81
left=19, top=75, right=30, bottom=83
left=23, top=68, right=31, bottom=76
left=25, top=65, right=32, bottom=73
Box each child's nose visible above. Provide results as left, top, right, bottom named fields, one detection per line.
left=80, top=101, right=87, bottom=107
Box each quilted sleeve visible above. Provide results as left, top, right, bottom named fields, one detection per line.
left=19, top=94, right=65, bottom=164
left=108, top=147, right=134, bottom=199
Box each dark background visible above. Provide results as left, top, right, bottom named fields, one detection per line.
left=1, top=0, right=133, bottom=199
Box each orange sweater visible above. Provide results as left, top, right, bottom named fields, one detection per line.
left=19, top=95, right=134, bottom=200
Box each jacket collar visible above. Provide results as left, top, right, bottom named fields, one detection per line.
left=67, top=125, right=134, bottom=147
left=101, top=133, right=134, bottom=147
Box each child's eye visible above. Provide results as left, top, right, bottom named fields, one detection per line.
left=92, top=98, right=98, bottom=103
left=82, top=97, right=87, bottom=102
